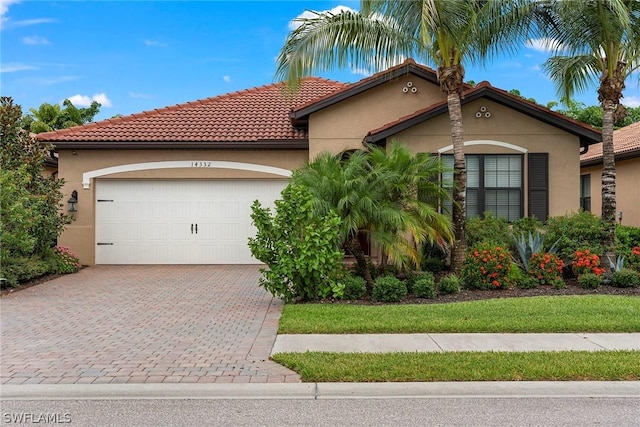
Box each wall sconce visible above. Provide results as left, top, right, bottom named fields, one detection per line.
left=67, top=190, right=78, bottom=212
left=617, top=211, right=623, bottom=224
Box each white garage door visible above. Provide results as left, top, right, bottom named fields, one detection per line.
left=95, top=179, right=287, bottom=264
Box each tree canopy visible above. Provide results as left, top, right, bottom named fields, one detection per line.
left=21, top=99, right=101, bottom=134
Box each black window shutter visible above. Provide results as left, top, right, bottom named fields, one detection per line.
left=528, top=153, right=548, bottom=221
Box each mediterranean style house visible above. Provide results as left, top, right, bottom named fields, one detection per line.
left=580, top=121, right=640, bottom=227
left=37, top=59, right=601, bottom=266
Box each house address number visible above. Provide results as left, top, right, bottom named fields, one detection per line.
left=191, top=161, right=212, bottom=168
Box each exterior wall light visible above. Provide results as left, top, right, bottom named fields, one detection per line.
left=67, top=190, right=78, bottom=212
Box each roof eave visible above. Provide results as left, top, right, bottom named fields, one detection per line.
left=581, top=147, right=640, bottom=167
left=50, top=140, right=309, bottom=150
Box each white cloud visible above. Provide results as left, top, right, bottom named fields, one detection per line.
left=624, top=96, right=640, bottom=108
left=289, top=5, right=356, bottom=30
left=67, top=93, right=112, bottom=108
left=223, top=75, right=231, bottom=83
left=526, top=38, right=565, bottom=53
left=0, top=0, right=18, bottom=29
left=144, top=39, right=167, bottom=47
left=23, top=35, right=49, bottom=45
left=0, top=62, right=36, bottom=73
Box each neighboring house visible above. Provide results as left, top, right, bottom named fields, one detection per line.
left=37, top=59, right=601, bottom=266
left=580, top=121, right=640, bottom=227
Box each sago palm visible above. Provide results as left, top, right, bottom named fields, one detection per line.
left=275, top=0, right=534, bottom=273
left=540, top=0, right=640, bottom=262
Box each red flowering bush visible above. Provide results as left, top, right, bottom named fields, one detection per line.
left=461, top=244, right=512, bottom=290
left=629, top=247, right=640, bottom=272
left=51, top=246, right=81, bottom=274
left=571, top=249, right=604, bottom=277
left=528, top=252, right=565, bottom=288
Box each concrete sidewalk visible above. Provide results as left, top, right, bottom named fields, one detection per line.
left=272, top=333, right=640, bottom=354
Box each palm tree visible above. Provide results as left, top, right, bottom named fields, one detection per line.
left=540, top=0, right=640, bottom=263
left=291, top=147, right=452, bottom=288
left=275, top=0, right=534, bottom=273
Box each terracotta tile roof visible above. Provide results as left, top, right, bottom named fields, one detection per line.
left=364, top=81, right=601, bottom=146
left=36, top=78, right=346, bottom=145
left=581, top=121, right=640, bottom=162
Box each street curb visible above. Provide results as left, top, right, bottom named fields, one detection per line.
left=2, top=382, right=639, bottom=400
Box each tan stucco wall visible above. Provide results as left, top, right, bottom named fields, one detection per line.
left=58, top=148, right=306, bottom=265
left=308, top=76, right=444, bottom=158
left=390, top=99, right=582, bottom=218
left=581, top=157, right=640, bottom=227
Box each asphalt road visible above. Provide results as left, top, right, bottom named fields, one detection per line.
left=3, top=397, right=639, bottom=426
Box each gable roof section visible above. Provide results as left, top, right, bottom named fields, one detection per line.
left=364, top=81, right=602, bottom=148
left=36, top=78, right=346, bottom=149
left=581, top=121, right=640, bottom=166
left=289, top=58, right=461, bottom=126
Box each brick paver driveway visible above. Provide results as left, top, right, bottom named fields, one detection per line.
left=1, top=265, right=300, bottom=385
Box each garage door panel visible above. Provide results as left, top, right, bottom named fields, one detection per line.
left=95, top=179, right=286, bottom=264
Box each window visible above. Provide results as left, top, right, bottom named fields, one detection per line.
left=580, top=174, right=591, bottom=212
left=441, top=154, right=524, bottom=221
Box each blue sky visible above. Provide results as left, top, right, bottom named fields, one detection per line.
left=2, top=1, right=639, bottom=122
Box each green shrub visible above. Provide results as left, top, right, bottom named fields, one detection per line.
left=422, top=257, right=445, bottom=273
left=340, top=275, right=367, bottom=300
left=46, top=246, right=81, bottom=274
left=615, top=225, right=640, bottom=260
left=412, top=272, right=436, bottom=299
left=578, top=273, right=601, bottom=289
left=511, top=216, right=544, bottom=240
left=248, top=185, right=345, bottom=302
left=611, top=268, right=640, bottom=288
left=508, top=264, right=538, bottom=289
left=461, top=243, right=512, bottom=290
left=545, top=211, right=606, bottom=260
left=0, top=256, right=50, bottom=288
left=466, top=212, right=511, bottom=249
left=527, top=252, right=565, bottom=288
left=372, top=275, right=407, bottom=302
left=437, top=274, right=460, bottom=295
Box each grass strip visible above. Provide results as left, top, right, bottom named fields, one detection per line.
left=279, top=295, right=640, bottom=333
left=272, top=350, right=640, bottom=382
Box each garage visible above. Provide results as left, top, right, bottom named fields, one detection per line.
left=95, top=179, right=287, bottom=264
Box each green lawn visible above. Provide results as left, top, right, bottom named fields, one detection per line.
left=279, top=295, right=640, bottom=333
left=272, top=351, right=640, bottom=382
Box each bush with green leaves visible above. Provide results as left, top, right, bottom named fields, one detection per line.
left=611, top=268, right=640, bottom=288
left=544, top=211, right=606, bottom=261
left=615, top=225, right=640, bottom=264
left=0, top=256, right=50, bottom=288
left=461, top=243, right=512, bottom=290
left=578, top=272, right=601, bottom=289
left=511, top=216, right=544, bottom=239
left=48, top=246, right=81, bottom=274
left=466, top=212, right=511, bottom=249
left=340, top=275, right=367, bottom=300
left=412, top=272, right=436, bottom=299
left=508, top=264, right=538, bottom=289
left=512, top=231, right=558, bottom=273
left=248, top=184, right=344, bottom=302
left=437, top=274, right=461, bottom=295
left=528, top=252, right=565, bottom=288
left=372, top=275, right=407, bottom=302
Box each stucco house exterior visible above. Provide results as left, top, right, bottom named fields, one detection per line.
left=580, top=121, right=640, bottom=227
left=37, top=59, right=601, bottom=266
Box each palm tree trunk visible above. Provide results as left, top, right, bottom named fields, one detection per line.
left=600, top=98, right=617, bottom=267
left=347, top=236, right=374, bottom=292
left=447, top=92, right=467, bottom=274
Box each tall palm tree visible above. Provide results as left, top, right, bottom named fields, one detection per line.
left=540, top=0, right=640, bottom=263
left=291, top=147, right=452, bottom=288
left=275, top=0, right=534, bottom=273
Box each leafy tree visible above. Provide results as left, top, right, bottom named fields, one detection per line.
left=275, top=0, right=534, bottom=273
left=248, top=185, right=344, bottom=302
left=540, top=0, right=640, bottom=264
left=23, top=99, right=101, bottom=133
left=0, top=97, right=71, bottom=261
left=291, top=146, right=452, bottom=289
left=554, top=100, right=640, bottom=129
